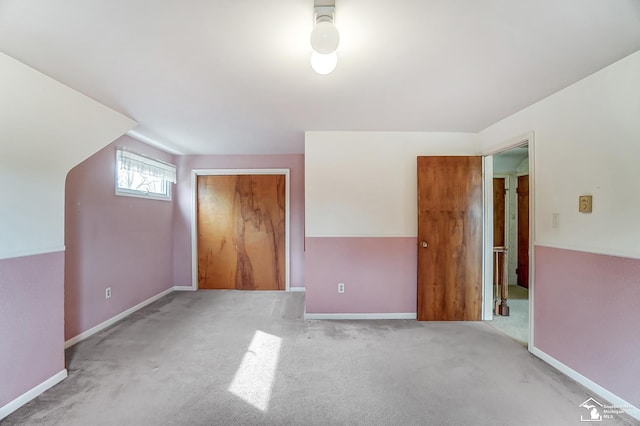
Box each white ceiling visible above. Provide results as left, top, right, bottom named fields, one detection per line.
left=1, top=0, right=639, bottom=155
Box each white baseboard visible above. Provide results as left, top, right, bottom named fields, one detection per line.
left=289, top=287, right=306, bottom=292
left=304, top=312, right=417, bottom=320
left=0, top=369, right=67, bottom=420
left=531, top=347, right=639, bottom=421
left=173, top=285, right=196, bottom=291
left=64, top=287, right=174, bottom=349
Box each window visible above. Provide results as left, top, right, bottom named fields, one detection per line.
left=115, top=149, right=176, bottom=200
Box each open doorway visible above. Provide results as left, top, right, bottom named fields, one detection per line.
left=488, top=143, right=530, bottom=345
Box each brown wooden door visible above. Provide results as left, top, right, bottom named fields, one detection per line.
left=417, top=156, right=483, bottom=321
left=197, top=174, right=285, bottom=290
left=493, top=178, right=506, bottom=247
left=517, top=175, right=529, bottom=289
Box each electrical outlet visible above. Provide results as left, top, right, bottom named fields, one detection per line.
left=105, top=287, right=112, bottom=299
left=338, top=283, right=345, bottom=293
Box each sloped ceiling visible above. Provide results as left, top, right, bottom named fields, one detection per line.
left=0, top=51, right=136, bottom=257
left=0, top=0, right=639, bottom=154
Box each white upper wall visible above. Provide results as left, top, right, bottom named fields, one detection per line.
left=480, top=50, right=640, bottom=259
left=305, top=132, right=480, bottom=237
left=0, top=52, right=136, bottom=259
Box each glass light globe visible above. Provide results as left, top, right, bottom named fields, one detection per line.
left=310, top=51, right=337, bottom=75
left=310, top=21, right=340, bottom=54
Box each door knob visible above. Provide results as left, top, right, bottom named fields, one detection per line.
left=420, top=241, right=428, bottom=248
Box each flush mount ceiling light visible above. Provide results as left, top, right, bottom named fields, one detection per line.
left=310, top=4, right=339, bottom=74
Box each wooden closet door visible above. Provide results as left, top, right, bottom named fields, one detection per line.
left=197, top=174, right=285, bottom=290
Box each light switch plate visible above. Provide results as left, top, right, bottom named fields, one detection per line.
left=579, top=195, right=592, bottom=213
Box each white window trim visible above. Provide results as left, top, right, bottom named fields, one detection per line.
left=115, top=149, right=176, bottom=201
left=115, top=183, right=173, bottom=201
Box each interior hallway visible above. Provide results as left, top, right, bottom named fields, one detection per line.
left=489, top=285, right=529, bottom=345
left=2, top=291, right=634, bottom=426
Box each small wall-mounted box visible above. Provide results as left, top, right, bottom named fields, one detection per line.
left=579, top=195, right=593, bottom=213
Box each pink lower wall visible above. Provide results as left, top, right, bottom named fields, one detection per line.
left=305, top=237, right=417, bottom=314
left=535, top=245, right=640, bottom=407
left=0, top=251, right=65, bottom=408
left=172, top=155, right=304, bottom=288
left=64, top=136, right=175, bottom=340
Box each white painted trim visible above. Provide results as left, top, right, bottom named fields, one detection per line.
left=114, top=148, right=174, bottom=202
left=114, top=186, right=172, bottom=201
left=533, top=241, right=640, bottom=261
left=173, top=285, right=196, bottom=291
left=0, top=369, right=67, bottom=420
left=304, top=312, right=417, bottom=320
left=285, top=171, right=291, bottom=292
left=64, top=287, right=174, bottom=349
left=289, top=287, right=306, bottom=292
left=191, top=169, right=291, bottom=291
left=0, top=245, right=65, bottom=261
left=190, top=170, right=198, bottom=291
left=483, top=131, right=533, bottom=156
left=531, top=347, right=639, bottom=421
left=527, top=135, right=536, bottom=352
left=481, top=131, right=535, bottom=350
left=482, top=156, right=493, bottom=320
left=192, top=168, right=290, bottom=176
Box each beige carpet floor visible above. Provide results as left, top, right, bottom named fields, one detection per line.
left=2, top=290, right=635, bottom=425
left=489, top=285, right=529, bottom=345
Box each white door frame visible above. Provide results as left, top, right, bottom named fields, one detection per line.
left=482, top=131, right=535, bottom=352
left=190, top=168, right=291, bottom=291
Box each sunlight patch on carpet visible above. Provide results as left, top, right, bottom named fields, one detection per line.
left=228, top=330, right=282, bottom=412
